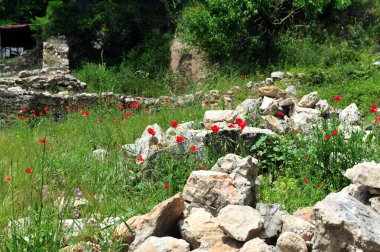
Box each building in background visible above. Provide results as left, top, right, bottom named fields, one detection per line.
left=0, top=24, right=34, bottom=58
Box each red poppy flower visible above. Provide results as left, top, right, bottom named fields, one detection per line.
left=78, top=104, right=83, bottom=109
left=118, top=104, right=124, bottom=110
left=137, top=156, right=144, bottom=162
left=5, top=177, right=11, bottom=182
left=30, top=109, right=35, bottom=113
left=375, top=116, right=380, bottom=123
left=190, top=145, right=197, bottom=153
left=171, top=120, right=178, bottom=128
left=130, top=102, right=139, bottom=109
left=228, top=124, right=237, bottom=128
left=112, top=120, right=116, bottom=125
left=164, top=183, right=169, bottom=189
left=47, top=146, right=52, bottom=151
left=31, top=113, right=36, bottom=118
left=304, top=154, right=310, bottom=159
left=21, top=107, right=26, bottom=112
left=325, top=134, right=330, bottom=140
left=64, top=105, right=69, bottom=109
left=236, top=118, right=243, bottom=125
left=148, top=128, right=156, bottom=136
left=88, top=192, right=94, bottom=199
left=277, top=111, right=285, bottom=117
left=240, top=74, right=245, bottom=78
left=136, top=97, right=141, bottom=101
left=121, top=116, right=125, bottom=120
left=24, top=118, right=30, bottom=123
left=39, top=111, right=43, bottom=116
left=318, top=182, right=323, bottom=188
left=211, top=125, right=220, bottom=134
left=199, top=165, right=206, bottom=170
left=18, top=115, right=24, bottom=120
left=26, top=167, right=32, bottom=174
left=125, top=112, right=132, bottom=118
left=99, top=119, right=103, bottom=124
left=44, top=106, right=49, bottom=111
left=332, top=95, right=342, bottom=101
left=146, top=106, right=150, bottom=112
left=332, top=130, right=338, bottom=136
left=176, top=136, right=184, bottom=143
left=370, top=104, right=377, bottom=113
left=82, top=110, right=89, bottom=116
left=39, top=138, right=48, bottom=144
left=303, top=179, right=309, bottom=184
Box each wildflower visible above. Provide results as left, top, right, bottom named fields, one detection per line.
left=78, top=104, right=83, bottom=109
left=228, top=124, right=237, bottom=128
left=81, top=110, right=89, bottom=116
left=64, top=105, right=70, bottom=110
left=137, top=156, right=144, bottom=162
left=88, top=192, right=94, bottom=199
left=39, top=139, right=48, bottom=144
left=240, top=74, right=245, bottom=78
left=112, top=120, right=116, bottom=125
left=211, top=125, right=220, bottom=134
left=73, top=207, right=80, bottom=218
left=118, top=104, right=124, bottom=110
left=44, top=106, right=49, bottom=111
left=332, top=95, right=342, bottom=101
left=39, top=111, right=43, bottom=116
left=75, top=188, right=82, bottom=197
left=304, top=154, right=309, bottom=159
left=236, top=118, right=247, bottom=130
left=171, top=120, right=178, bottom=128
left=18, top=115, right=24, bottom=120
left=146, top=106, right=150, bottom=113
left=130, top=102, right=139, bottom=109
left=318, top=182, right=323, bottom=188
left=99, top=119, right=103, bottom=124
left=303, top=179, right=309, bottom=184
left=205, top=101, right=210, bottom=107
left=25, top=167, right=32, bottom=174
left=30, top=109, right=35, bottom=113
left=370, top=104, right=377, bottom=113
left=325, top=134, right=330, bottom=140
left=136, top=97, right=141, bottom=101
left=6, top=177, right=11, bottom=182
left=332, top=130, right=338, bottom=136
left=47, top=146, right=52, bottom=151
left=190, top=145, right=197, bottom=153
left=31, top=113, right=36, bottom=118
left=148, top=128, right=156, bottom=136
left=125, top=112, right=132, bottom=118
left=176, top=136, right=184, bottom=143
left=164, top=183, right=169, bottom=189
left=277, top=111, right=285, bottom=117
left=21, top=107, right=26, bottom=112
left=199, top=165, right=206, bottom=170
left=190, top=114, right=196, bottom=119
left=121, top=117, right=125, bottom=120
left=375, top=116, right=380, bottom=123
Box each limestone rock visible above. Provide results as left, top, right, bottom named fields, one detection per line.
left=240, top=238, right=272, bottom=252
left=339, top=103, right=361, bottom=125
left=315, top=99, right=329, bottom=115
left=285, top=85, right=296, bottom=96
left=369, top=196, right=380, bottom=213
left=277, top=232, right=308, bottom=252
left=271, top=71, right=285, bottom=80
left=262, top=115, right=287, bottom=135
left=179, top=208, right=223, bottom=249
left=311, top=191, right=380, bottom=251
left=293, top=207, right=314, bottom=224
left=281, top=215, right=314, bottom=241
left=234, top=98, right=259, bottom=120
left=113, top=193, right=184, bottom=250
left=260, top=96, right=275, bottom=114
left=182, top=171, right=251, bottom=215
left=344, top=162, right=380, bottom=189
left=203, top=110, right=235, bottom=129
left=258, top=86, right=288, bottom=99
left=217, top=205, right=264, bottom=241
left=92, top=149, right=107, bottom=160
left=134, top=236, right=190, bottom=252
left=265, top=78, right=274, bottom=85
left=298, top=91, right=319, bottom=108
left=256, top=203, right=285, bottom=239
left=290, top=106, right=322, bottom=133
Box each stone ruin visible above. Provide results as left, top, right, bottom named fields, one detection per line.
left=43, top=36, right=69, bottom=71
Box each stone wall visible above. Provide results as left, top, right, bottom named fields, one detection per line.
left=43, top=36, right=69, bottom=71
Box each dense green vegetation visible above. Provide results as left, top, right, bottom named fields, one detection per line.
left=1, top=0, right=380, bottom=250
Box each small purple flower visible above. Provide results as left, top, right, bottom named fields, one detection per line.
left=74, top=207, right=80, bottom=218
left=75, top=188, right=82, bottom=197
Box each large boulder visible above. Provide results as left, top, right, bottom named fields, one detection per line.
left=339, top=103, right=361, bottom=125
left=311, top=191, right=380, bottom=251
left=256, top=203, right=285, bottom=239
left=113, top=193, right=184, bottom=250
left=344, top=162, right=380, bottom=189
left=298, top=91, right=319, bottom=108
left=240, top=238, right=272, bottom=252
left=179, top=208, right=224, bottom=249
left=258, top=86, right=288, bottom=99
left=277, top=232, right=308, bottom=252
left=134, top=236, right=190, bottom=252
left=289, top=106, right=322, bottom=134
left=260, top=96, right=278, bottom=116
left=217, top=205, right=264, bottom=241
left=182, top=171, right=252, bottom=215
left=281, top=215, right=314, bottom=241
left=234, top=98, right=259, bottom=120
